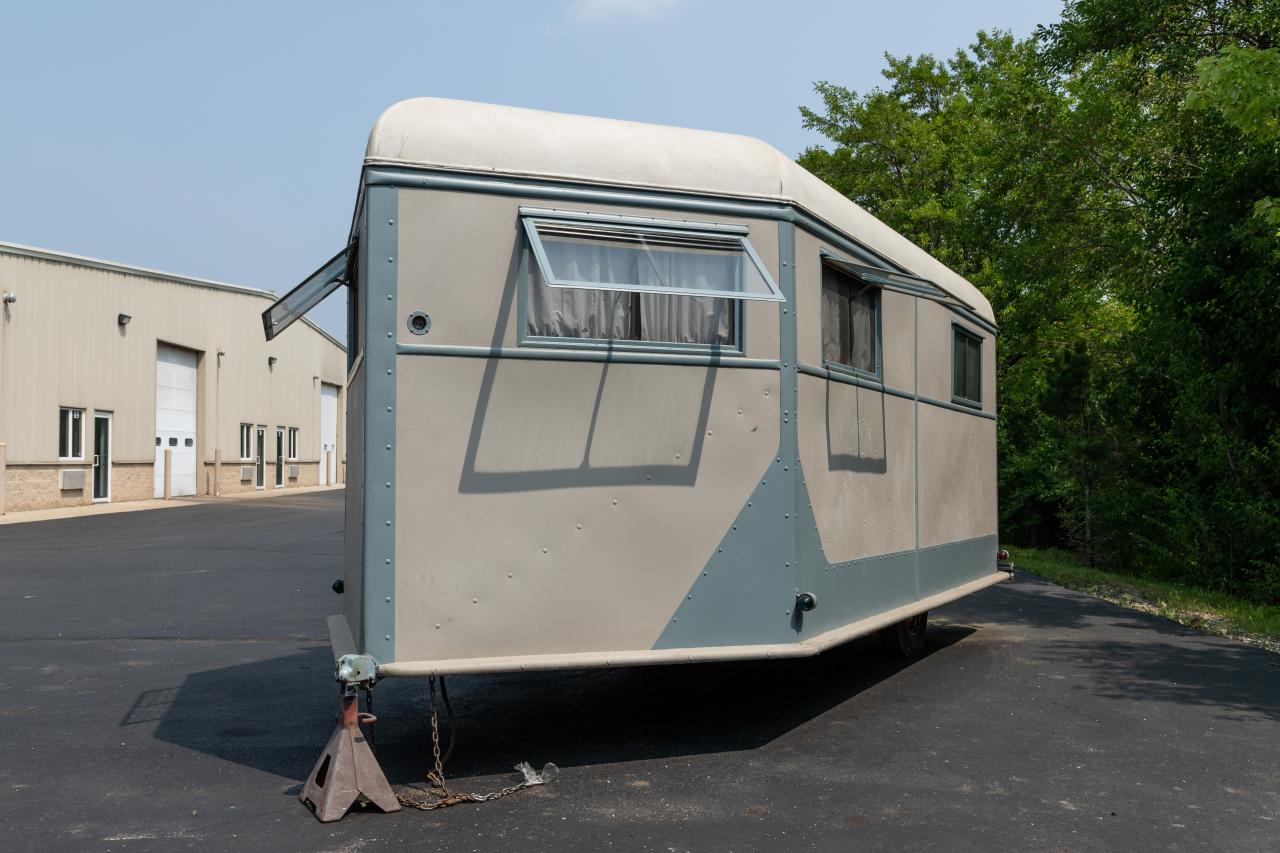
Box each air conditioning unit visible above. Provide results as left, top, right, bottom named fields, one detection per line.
left=288, top=464, right=300, bottom=479
left=59, top=469, right=86, bottom=490
left=240, top=466, right=254, bottom=481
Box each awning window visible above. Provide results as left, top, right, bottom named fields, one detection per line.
left=820, top=250, right=970, bottom=311
left=262, top=243, right=353, bottom=341
left=521, top=208, right=784, bottom=303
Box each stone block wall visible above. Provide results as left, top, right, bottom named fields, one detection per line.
left=1, top=462, right=152, bottom=512
left=0, top=459, right=335, bottom=514
left=109, top=464, right=155, bottom=503
left=202, top=461, right=322, bottom=495
left=2, top=464, right=91, bottom=512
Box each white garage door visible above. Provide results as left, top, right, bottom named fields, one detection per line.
left=319, top=383, right=338, bottom=485
left=155, top=344, right=198, bottom=497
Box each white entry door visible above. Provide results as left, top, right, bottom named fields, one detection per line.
left=154, top=343, right=198, bottom=497
left=319, top=383, right=338, bottom=485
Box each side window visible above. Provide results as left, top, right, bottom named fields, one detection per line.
left=288, top=428, right=299, bottom=460
left=521, top=209, right=783, bottom=349
left=952, top=325, right=982, bottom=406
left=239, top=424, right=252, bottom=460
left=821, top=263, right=879, bottom=376
left=59, top=407, right=84, bottom=459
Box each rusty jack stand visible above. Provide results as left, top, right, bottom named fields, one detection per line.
left=300, top=648, right=401, bottom=821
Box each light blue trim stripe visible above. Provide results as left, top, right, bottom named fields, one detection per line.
left=396, top=342, right=782, bottom=369
left=361, top=187, right=398, bottom=664
left=519, top=334, right=744, bottom=357
left=796, top=362, right=997, bottom=420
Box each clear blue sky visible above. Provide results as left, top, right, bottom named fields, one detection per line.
left=1, top=0, right=1063, bottom=342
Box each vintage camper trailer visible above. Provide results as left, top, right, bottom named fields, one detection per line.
left=265, top=98, right=1009, bottom=818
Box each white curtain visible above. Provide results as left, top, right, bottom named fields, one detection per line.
left=527, top=240, right=635, bottom=339
left=528, top=239, right=734, bottom=345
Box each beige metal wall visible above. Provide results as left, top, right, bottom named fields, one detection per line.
left=394, top=194, right=779, bottom=358
left=915, top=300, right=998, bottom=546
left=389, top=189, right=782, bottom=661
left=793, top=228, right=997, bottom=560
left=0, top=247, right=347, bottom=496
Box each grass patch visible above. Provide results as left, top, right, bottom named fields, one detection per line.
left=1010, top=547, right=1280, bottom=653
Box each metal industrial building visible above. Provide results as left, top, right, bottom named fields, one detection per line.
left=0, top=242, right=346, bottom=514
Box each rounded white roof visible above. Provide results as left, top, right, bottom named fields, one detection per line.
left=366, top=98, right=992, bottom=322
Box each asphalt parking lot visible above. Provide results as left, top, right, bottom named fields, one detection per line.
left=1, top=490, right=1277, bottom=852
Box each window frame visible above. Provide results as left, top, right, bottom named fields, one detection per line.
left=288, top=427, right=299, bottom=461
left=819, top=249, right=972, bottom=310
left=819, top=256, right=883, bottom=381
left=951, top=322, right=984, bottom=408
left=58, top=407, right=85, bottom=460
left=262, top=241, right=353, bottom=342
left=520, top=207, right=784, bottom=303
left=518, top=209, right=764, bottom=356
left=240, top=423, right=253, bottom=461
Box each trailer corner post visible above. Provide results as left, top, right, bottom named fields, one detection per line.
left=779, top=220, right=802, bottom=611
left=361, top=185, right=399, bottom=664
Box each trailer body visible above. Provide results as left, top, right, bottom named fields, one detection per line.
left=267, top=98, right=1004, bottom=679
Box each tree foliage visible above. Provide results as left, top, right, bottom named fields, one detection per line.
left=799, top=1, right=1280, bottom=601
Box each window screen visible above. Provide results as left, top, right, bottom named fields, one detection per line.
left=821, top=263, right=878, bottom=375
left=521, top=209, right=783, bottom=348
left=952, top=326, right=982, bottom=405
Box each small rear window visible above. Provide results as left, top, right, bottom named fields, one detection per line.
left=952, top=326, right=982, bottom=406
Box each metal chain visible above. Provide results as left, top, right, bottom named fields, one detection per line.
left=426, top=675, right=446, bottom=790
left=396, top=674, right=547, bottom=810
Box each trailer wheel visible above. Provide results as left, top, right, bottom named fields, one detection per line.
left=879, top=612, right=928, bottom=658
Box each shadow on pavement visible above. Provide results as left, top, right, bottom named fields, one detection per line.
left=149, top=624, right=977, bottom=786
left=1038, top=634, right=1280, bottom=722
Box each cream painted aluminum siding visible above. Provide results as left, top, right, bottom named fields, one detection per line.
left=0, top=245, right=346, bottom=472
left=388, top=187, right=783, bottom=662
left=393, top=356, right=781, bottom=661
left=365, top=97, right=993, bottom=323
left=394, top=192, right=779, bottom=358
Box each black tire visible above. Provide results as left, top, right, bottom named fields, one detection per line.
left=879, top=611, right=928, bottom=658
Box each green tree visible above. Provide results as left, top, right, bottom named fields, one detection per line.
left=799, top=1, right=1280, bottom=600
left=800, top=31, right=1142, bottom=565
